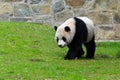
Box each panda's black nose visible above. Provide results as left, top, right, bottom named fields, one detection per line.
left=58, top=45, right=62, bottom=47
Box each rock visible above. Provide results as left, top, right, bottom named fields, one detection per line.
left=54, top=9, right=73, bottom=22
left=73, top=8, right=88, bottom=16
left=28, top=0, right=42, bottom=4
left=14, top=3, right=32, bottom=17
left=39, top=4, right=50, bottom=15
left=88, top=11, right=112, bottom=25
left=33, top=15, right=54, bottom=26
left=83, top=0, right=96, bottom=10
left=31, top=5, right=40, bottom=14
left=114, top=24, right=120, bottom=39
left=31, top=4, right=50, bottom=15
left=94, top=0, right=119, bottom=11
left=43, top=0, right=52, bottom=3
left=0, top=3, right=13, bottom=14
left=0, top=14, right=9, bottom=21
left=95, top=25, right=115, bottom=40
left=65, top=0, right=85, bottom=8
left=51, top=0, right=65, bottom=14
left=113, top=12, right=120, bottom=24
left=1, top=0, right=22, bottom=2
left=10, top=17, right=32, bottom=22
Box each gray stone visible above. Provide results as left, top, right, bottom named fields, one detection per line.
left=33, top=15, right=54, bottom=26
left=43, top=0, right=52, bottom=3
left=10, top=17, right=32, bottom=22
left=55, top=9, right=73, bottom=22
left=98, top=25, right=113, bottom=30
left=73, top=8, right=88, bottom=17
left=14, top=3, right=33, bottom=17
left=0, top=14, right=9, bottom=21
left=31, top=5, right=40, bottom=14
left=65, top=0, right=85, bottom=8
left=39, top=4, right=50, bottom=15
left=51, top=0, right=65, bottom=14
left=31, top=4, right=50, bottom=15
left=88, top=11, right=112, bottom=25
left=0, top=0, right=23, bottom=2
left=28, top=0, right=42, bottom=4
left=114, top=24, right=120, bottom=39
left=0, top=3, right=13, bottom=14
left=113, top=12, right=120, bottom=24
left=95, top=26, right=115, bottom=40
left=94, top=0, right=119, bottom=11
left=83, top=0, right=95, bottom=10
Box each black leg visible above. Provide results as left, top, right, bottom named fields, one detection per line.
left=84, top=36, right=96, bottom=58
left=76, top=48, right=84, bottom=58
left=64, top=49, right=77, bottom=60
left=64, top=47, right=84, bottom=60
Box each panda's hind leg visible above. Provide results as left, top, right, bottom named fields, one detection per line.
left=84, top=35, right=96, bottom=58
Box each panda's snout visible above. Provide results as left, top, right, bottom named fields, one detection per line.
left=58, top=40, right=66, bottom=48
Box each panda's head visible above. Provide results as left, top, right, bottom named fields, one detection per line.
left=54, top=18, right=76, bottom=48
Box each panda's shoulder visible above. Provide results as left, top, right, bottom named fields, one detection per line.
left=76, top=17, right=93, bottom=24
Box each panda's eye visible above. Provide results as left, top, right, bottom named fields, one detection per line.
left=62, top=37, right=66, bottom=42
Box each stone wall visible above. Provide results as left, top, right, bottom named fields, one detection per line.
left=0, top=0, right=120, bottom=40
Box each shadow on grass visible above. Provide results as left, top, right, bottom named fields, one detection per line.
left=95, top=51, right=120, bottom=60
left=96, top=53, right=111, bottom=59
left=29, top=58, right=46, bottom=62
left=116, top=50, right=120, bottom=58
left=28, top=50, right=120, bottom=62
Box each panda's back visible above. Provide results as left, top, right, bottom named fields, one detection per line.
left=77, top=17, right=95, bottom=43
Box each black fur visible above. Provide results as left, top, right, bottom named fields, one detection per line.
left=84, top=35, right=96, bottom=58
left=54, top=26, right=57, bottom=31
left=65, top=17, right=96, bottom=60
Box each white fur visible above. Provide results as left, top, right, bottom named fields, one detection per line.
left=77, top=17, right=95, bottom=42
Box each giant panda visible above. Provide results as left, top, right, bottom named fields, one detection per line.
left=54, top=17, right=96, bottom=60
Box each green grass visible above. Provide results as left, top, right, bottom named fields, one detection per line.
left=0, top=22, right=120, bottom=80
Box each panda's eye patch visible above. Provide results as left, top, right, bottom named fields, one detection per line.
left=62, top=37, right=66, bottom=42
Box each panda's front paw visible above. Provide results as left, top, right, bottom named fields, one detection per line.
left=64, top=55, right=76, bottom=60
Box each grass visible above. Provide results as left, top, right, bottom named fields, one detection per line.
left=0, top=22, right=120, bottom=80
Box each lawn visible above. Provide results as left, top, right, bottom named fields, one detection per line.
left=0, top=22, right=120, bottom=80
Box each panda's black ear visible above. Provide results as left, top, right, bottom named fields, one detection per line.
left=54, top=26, right=57, bottom=31
left=65, top=26, right=70, bottom=32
